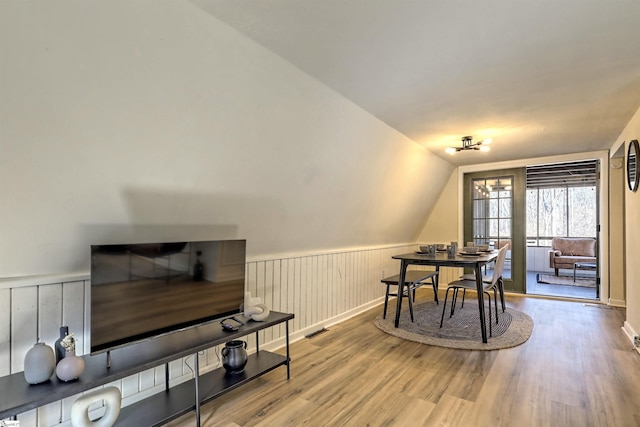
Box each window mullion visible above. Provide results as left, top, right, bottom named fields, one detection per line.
left=565, top=185, right=569, bottom=237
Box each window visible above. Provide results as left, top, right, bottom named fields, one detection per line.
left=472, top=177, right=513, bottom=247
left=526, top=160, right=597, bottom=246
left=472, top=176, right=513, bottom=279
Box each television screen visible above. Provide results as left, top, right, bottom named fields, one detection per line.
left=90, top=239, right=246, bottom=354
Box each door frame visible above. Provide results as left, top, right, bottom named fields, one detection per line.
left=463, top=168, right=527, bottom=293
left=456, top=150, right=610, bottom=303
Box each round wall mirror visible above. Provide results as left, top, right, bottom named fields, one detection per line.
left=628, top=139, right=639, bottom=192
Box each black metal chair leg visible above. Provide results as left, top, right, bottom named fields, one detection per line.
left=408, top=285, right=415, bottom=322
left=499, top=278, right=506, bottom=312
left=442, top=286, right=495, bottom=338
left=440, top=288, right=453, bottom=328
left=493, top=288, right=499, bottom=323
left=383, top=285, right=391, bottom=319
left=432, top=276, right=439, bottom=304
left=450, top=288, right=459, bottom=318
left=486, top=291, right=492, bottom=337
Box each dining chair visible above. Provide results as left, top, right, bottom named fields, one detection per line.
left=459, top=247, right=507, bottom=313
left=439, top=246, right=509, bottom=337
left=380, top=270, right=439, bottom=321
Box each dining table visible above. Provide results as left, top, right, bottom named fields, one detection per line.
left=392, top=250, right=499, bottom=343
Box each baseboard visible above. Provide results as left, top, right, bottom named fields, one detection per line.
left=622, top=321, right=640, bottom=354
left=608, top=298, right=626, bottom=307
left=261, top=297, right=385, bottom=352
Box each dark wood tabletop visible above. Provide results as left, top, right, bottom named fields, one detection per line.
left=392, top=250, right=498, bottom=265
left=391, top=250, right=498, bottom=343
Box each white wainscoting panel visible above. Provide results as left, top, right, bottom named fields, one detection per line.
left=527, top=246, right=554, bottom=273
left=1, top=243, right=434, bottom=426
left=0, top=289, right=10, bottom=377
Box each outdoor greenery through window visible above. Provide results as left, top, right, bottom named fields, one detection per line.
left=526, top=160, right=598, bottom=246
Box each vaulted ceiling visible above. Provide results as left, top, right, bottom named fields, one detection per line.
left=192, top=0, right=640, bottom=166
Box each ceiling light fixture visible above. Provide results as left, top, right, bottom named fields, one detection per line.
left=445, top=136, right=492, bottom=155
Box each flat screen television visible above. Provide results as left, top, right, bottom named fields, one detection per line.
left=89, top=239, right=246, bottom=354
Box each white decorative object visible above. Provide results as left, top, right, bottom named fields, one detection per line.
left=56, top=333, right=85, bottom=382
left=71, top=386, right=121, bottom=427
left=242, top=292, right=270, bottom=321
left=56, top=350, right=85, bottom=382
left=24, top=342, right=55, bottom=384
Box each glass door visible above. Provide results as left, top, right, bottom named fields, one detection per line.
left=464, top=168, right=526, bottom=293
left=524, top=160, right=599, bottom=299
left=470, top=176, right=513, bottom=279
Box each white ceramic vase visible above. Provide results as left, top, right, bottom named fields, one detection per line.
left=24, top=342, right=55, bottom=384
left=56, top=350, right=85, bottom=382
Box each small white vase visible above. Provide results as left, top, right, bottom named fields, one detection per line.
left=56, top=350, right=85, bottom=382
left=24, top=342, right=55, bottom=384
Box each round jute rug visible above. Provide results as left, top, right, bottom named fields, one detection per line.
left=374, top=300, right=534, bottom=351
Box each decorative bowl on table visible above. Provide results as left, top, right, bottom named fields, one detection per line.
left=477, top=244, right=490, bottom=251
left=462, top=246, right=479, bottom=254
left=419, top=245, right=436, bottom=255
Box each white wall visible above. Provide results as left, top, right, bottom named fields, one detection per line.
left=417, top=169, right=459, bottom=245
left=526, top=246, right=555, bottom=273
left=611, top=105, right=640, bottom=343
left=0, top=0, right=453, bottom=278
left=609, top=162, right=625, bottom=307
left=415, top=170, right=464, bottom=284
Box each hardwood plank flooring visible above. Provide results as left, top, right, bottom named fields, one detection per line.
left=165, top=289, right=640, bottom=427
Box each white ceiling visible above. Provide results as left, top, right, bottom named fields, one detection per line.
left=191, top=0, right=640, bottom=166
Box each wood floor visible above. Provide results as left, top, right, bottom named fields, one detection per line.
left=166, top=289, right=640, bottom=427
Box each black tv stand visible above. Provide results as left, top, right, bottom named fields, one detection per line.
left=0, top=311, right=294, bottom=426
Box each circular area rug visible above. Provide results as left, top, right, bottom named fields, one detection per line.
left=375, top=300, right=534, bottom=351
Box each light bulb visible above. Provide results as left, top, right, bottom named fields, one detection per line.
left=445, top=147, right=456, bottom=155
left=480, top=145, right=490, bottom=152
